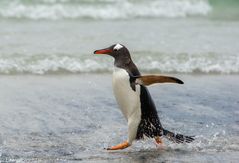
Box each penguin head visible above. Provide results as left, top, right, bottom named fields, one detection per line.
left=94, top=43, right=132, bottom=67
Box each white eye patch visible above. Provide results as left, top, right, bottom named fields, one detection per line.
left=113, top=44, right=123, bottom=51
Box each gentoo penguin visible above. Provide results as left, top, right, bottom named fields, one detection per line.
left=94, top=43, right=194, bottom=150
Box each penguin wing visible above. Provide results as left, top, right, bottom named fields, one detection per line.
left=134, top=75, right=184, bottom=86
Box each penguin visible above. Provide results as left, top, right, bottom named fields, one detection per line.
left=94, top=43, right=194, bottom=150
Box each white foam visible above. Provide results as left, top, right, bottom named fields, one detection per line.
left=0, top=0, right=212, bottom=20
left=0, top=56, right=112, bottom=74
left=137, top=54, right=239, bottom=74
left=0, top=52, right=238, bottom=74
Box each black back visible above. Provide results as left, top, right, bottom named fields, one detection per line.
left=125, top=62, right=163, bottom=139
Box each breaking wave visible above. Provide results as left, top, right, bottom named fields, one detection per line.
left=0, top=0, right=212, bottom=20
left=0, top=53, right=238, bottom=74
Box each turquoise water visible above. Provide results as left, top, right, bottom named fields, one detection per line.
left=209, top=0, right=239, bottom=20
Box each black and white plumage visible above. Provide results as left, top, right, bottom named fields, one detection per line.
left=94, top=44, right=194, bottom=149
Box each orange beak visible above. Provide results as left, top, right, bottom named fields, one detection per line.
left=94, top=48, right=112, bottom=54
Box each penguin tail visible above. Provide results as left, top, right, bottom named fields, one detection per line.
left=162, top=129, right=194, bottom=143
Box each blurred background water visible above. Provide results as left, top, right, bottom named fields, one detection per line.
left=0, top=0, right=239, bottom=74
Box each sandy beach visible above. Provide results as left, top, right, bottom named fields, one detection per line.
left=0, top=74, right=238, bottom=162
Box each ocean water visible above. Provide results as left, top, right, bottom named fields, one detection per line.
left=0, top=0, right=238, bottom=74
left=0, top=0, right=239, bottom=162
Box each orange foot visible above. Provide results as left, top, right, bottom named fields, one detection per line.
left=107, top=141, right=130, bottom=150
left=155, top=136, right=163, bottom=145
left=155, top=136, right=165, bottom=150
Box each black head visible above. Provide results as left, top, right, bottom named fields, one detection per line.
left=94, top=43, right=132, bottom=68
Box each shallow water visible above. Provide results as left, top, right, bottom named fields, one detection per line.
left=0, top=74, right=238, bottom=162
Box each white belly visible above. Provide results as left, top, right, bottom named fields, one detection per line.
left=112, top=67, right=141, bottom=143
left=112, top=67, right=141, bottom=120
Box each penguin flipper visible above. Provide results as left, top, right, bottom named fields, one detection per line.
left=135, top=75, right=184, bottom=86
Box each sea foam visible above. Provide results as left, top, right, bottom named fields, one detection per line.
left=0, top=0, right=212, bottom=20
left=0, top=53, right=238, bottom=74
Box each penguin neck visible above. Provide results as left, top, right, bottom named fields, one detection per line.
left=114, top=59, right=130, bottom=73
left=113, top=59, right=140, bottom=76
left=114, top=58, right=130, bottom=68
